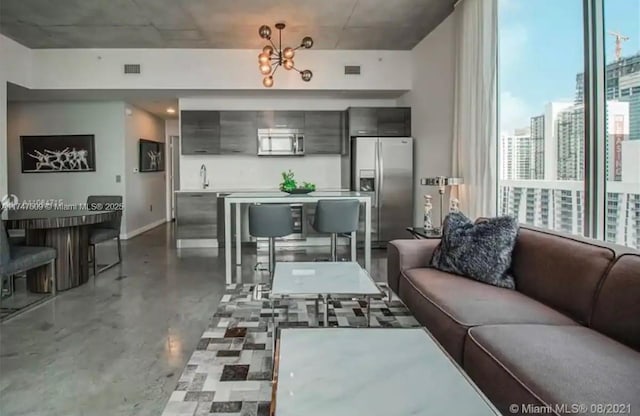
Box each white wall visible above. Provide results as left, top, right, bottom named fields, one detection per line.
left=1, top=35, right=32, bottom=198
left=165, top=119, right=179, bottom=220
left=31, top=49, right=411, bottom=91
left=7, top=101, right=126, bottom=226
left=124, top=104, right=166, bottom=236
left=179, top=96, right=397, bottom=190
left=399, top=14, right=456, bottom=226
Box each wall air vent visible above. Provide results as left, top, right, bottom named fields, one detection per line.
left=123, top=64, right=141, bottom=74
left=344, top=65, right=361, bottom=75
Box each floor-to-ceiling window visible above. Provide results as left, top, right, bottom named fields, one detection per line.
left=603, top=0, right=640, bottom=249
left=497, top=0, right=586, bottom=236
left=498, top=0, right=640, bottom=249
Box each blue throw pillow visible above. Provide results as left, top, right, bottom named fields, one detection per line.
left=431, top=212, right=518, bottom=289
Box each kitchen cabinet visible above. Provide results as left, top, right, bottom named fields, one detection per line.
left=257, top=111, right=304, bottom=129
left=175, top=192, right=217, bottom=239
left=348, top=108, right=378, bottom=137
left=378, top=108, right=411, bottom=136
left=304, top=111, right=343, bottom=154
left=347, top=107, right=411, bottom=137
left=181, top=111, right=220, bottom=154
left=219, top=111, right=257, bottom=154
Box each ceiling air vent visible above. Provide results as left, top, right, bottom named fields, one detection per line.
left=344, top=65, right=361, bottom=75
left=123, top=64, right=141, bottom=74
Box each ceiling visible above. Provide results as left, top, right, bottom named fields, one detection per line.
left=7, top=83, right=408, bottom=120
left=0, top=0, right=455, bottom=50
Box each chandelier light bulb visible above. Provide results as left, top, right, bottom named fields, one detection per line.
left=263, top=76, right=274, bottom=88
left=301, top=36, right=314, bottom=49
left=263, top=45, right=274, bottom=55
left=258, top=53, right=270, bottom=64
left=258, top=25, right=272, bottom=39
left=259, top=63, right=272, bottom=75
left=283, top=59, right=294, bottom=70
left=283, top=47, right=295, bottom=59
left=301, top=69, right=313, bottom=82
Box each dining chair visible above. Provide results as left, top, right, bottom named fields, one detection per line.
left=312, top=199, right=360, bottom=261
left=87, top=195, right=123, bottom=277
left=0, top=209, right=57, bottom=307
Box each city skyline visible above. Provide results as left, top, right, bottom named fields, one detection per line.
left=499, top=0, right=640, bottom=136
left=498, top=0, right=640, bottom=249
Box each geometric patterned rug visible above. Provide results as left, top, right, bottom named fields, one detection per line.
left=161, top=283, right=420, bottom=416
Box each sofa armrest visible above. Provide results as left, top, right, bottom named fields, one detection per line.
left=387, top=239, right=441, bottom=294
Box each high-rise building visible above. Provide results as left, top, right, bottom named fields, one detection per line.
left=619, top=72, right=640, bottom=141
left=575, top=52, right=640, bottom=141
left=500, top=128, right=537, bottom=180
left=575, top=52, right=640, bottom=104
left=530, top=115, right=545, bottom=179
left=554, top=101, right=629, bottom=181
left=606, top=101, right=631, bottom=181
left=557, top=106, right=585, bottom=180
left=542, top=102, right=574, bottom=180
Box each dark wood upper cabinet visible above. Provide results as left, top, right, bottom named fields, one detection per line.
left=181, top=111, right=220, bottom=154
left=348, top=108, right=378, bottom=137
left=304, top=111, right=342, bottom=154
left=347, top=107, right=412, bottom=137
left=378, top=107, right=411, bottom=137
left=219, top=111, right=257, bottom=154
left=257, top=111, right=304, bottom=129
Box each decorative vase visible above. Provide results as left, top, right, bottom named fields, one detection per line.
left=450, top=198, right=460, bottom=213
left=423, top=195, right=434, bottom=230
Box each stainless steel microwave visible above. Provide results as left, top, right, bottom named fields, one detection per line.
left=257, top=128, right=304, bottom=156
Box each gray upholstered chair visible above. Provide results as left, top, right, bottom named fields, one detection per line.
left=312, top=199, right=360, bottom=261
left=0, top=213, right=57, bottom=299
left=87, top=195, right=123, bottom=277
left=249, top=204, right=293, bottom=276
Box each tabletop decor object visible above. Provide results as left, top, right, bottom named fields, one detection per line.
left=279, top=170, right=316, bottom=194
left=258, top=23, right=313, bottom=88
left=423, top=194, right=434, bottom=230
left=420, top=176, right=463, bottom=230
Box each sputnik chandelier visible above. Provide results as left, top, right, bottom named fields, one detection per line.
left=257, top=23, right=314, bottom=88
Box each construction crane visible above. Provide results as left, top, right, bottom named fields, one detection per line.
left=608, top=31, right=630, bottom=61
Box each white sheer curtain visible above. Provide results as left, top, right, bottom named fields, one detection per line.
left=452, top=0, right=498, bottom=219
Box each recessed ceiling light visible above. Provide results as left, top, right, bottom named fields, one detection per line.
left=166, top=107, right=176, bottom=114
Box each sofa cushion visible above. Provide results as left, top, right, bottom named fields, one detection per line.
left=510, top=226, right=615, bottom=324
left=398, top=268, right=576, bottom=364
left=464, top=324, right=640, bottom=416
left=590, top=253, right=640, bottom=351
left=431, top=213, right=518, bottom=289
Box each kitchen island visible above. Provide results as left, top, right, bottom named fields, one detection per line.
left=223, top=191, right=372, bottom=284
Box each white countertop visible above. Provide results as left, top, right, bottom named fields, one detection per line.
left=175, top=188, right=349, bottom=193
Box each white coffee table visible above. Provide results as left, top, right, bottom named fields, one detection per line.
left=272, top=328, right=501, bottom=416
left=270, top=262, right=384, bottom=328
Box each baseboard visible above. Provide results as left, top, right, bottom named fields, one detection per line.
left=122, top=219, right=166, bottom=240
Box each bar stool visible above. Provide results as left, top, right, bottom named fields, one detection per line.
left=249, top=204, right=293, bottom=276
left=312, top=199, right=360, bottom=261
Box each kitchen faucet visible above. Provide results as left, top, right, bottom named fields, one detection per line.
left=200, top=164, right=209, bottom=189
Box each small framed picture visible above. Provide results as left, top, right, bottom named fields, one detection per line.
left=139, top=139, right=164, bottom=172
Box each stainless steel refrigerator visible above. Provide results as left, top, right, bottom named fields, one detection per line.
left=352, top=137, right=414, bottom=246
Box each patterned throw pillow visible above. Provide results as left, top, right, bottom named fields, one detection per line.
left=431, top=212, right=518, bottom=289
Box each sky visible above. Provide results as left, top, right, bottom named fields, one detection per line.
left=498, top=0, right=640, bottom=135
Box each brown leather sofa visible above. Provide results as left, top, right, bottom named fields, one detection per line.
left=388, top=225, right=640, bottom=416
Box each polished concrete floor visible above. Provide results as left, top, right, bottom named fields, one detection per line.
left=0, top=223, right=388, bottom=416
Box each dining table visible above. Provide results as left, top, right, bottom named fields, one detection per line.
left=223, top=191, right=372, bottom=285
left=1, top=209, right=118, bottom=292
